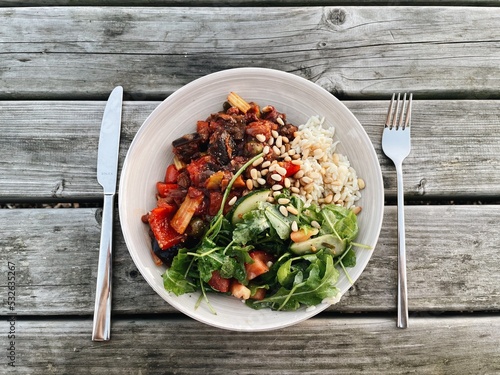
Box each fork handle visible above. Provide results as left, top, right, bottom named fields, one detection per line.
left=396, top=164, right=409, bottom=328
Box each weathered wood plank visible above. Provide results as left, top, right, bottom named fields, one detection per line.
left=10, top=316, right=500, bottom=374
left=1, top=100, right=499, bottom=201
left=1, top=7, right=499, bottom=99
left=0, top=205, right=498, bottom=315
left=0, top=101, right=153, bottom=201
left=1, top=0, right=499, bottom=6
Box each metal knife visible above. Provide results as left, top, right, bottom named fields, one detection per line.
left=92, top=86, right=123, bottom=341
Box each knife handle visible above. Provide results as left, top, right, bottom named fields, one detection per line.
left=92, top=194, right=114, bottom=341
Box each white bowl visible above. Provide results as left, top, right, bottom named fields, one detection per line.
left=119, top=67, right=384, bottom=331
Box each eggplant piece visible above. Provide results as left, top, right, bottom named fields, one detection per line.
left=172, top=133, right=203, bottom=163
left=208, top=129, right=235, bottom=165
left=152, top=238, right=181, bottom=267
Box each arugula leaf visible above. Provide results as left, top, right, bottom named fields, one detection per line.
left=163, top=269, right=197, bottom=296
left=321, top=205, right=358, bottom=241
left=232, top=209, right=270, bottom=244
left=197, top=251, right=225, bottom=282
left=263, top=204, right=292, bottom=240
left=220, top=255, right=247, bottom=284
left=248, top=251, right=340, bottom=311
left=339, top=248, right=357, bottom=268
left=225, top=244, right=254, bottom=263
left=163, top=248, right=197, bottom=295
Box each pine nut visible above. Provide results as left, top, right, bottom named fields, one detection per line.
left=255, top=134, right=266, bottom=142
left=276, top=166, right=287, bottom=176
left=257, top=177, right=266, bottom=185
left=278, top=198, right=290, bottom=205
left=271, top=130, right=279, bottom=138
left=279, top=205, right=289, bottom=217
left=287, top=206, right=299, bottom=215
left=250, top=168, right=258, bottom=180
left=291, top=220, right=298, bottom=232
left=228, top=196, right=237, bottom=206
left=271, top=173, right=282, bottom=182
left=272, top=184, right=283, bottom=191
left=294, top=170, right=305, bottom=179
left=246, top=179, right=253, bottom=190
left=313, top=149, right=324, bottom=159
left=301, top=176, right=313, bottom=184
left=358, top=178, right=366, bottom=190
left=352, top=206, right=362, bottom=215
left=332, top=153, right=339, bottom=165
left=262, top=160, right=271, bottom=168
left=252, top=157, right=264, bottom=167
left=276, top=117, right=285, bottom=126
left=304, top=183, right=314, bottom=193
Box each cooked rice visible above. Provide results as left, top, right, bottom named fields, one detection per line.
left=289, top=115, right=362, bottom=208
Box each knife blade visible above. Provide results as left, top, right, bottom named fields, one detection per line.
left=92, top=86, right=123, bottom=341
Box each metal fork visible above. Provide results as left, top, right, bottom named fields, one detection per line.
left=382, top=93, right=413, bottom=329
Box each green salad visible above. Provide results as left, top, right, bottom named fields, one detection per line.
left=162, top=154, right=366, bottom=312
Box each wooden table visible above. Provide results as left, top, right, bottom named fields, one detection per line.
left=1, top=3, right=500, bottom=374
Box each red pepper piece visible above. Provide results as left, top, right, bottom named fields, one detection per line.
left=148, top=207, right=185, bottom=250
left=165, top=164, right=180, bottom=184
left=281, top=161, right=301, bottom=177
left=156, top=182, right=179, bottom=198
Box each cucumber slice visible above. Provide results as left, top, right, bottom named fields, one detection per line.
left=290, top=234, right=347, bottom=256
left=229, top=189, right=271, bottom=225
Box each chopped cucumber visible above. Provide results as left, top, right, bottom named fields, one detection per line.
left=290, top=234, right=347, bottom=256
left=229, top=189, right=271, bottom=225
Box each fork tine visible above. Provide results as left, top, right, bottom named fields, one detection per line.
left=398, top=93, right=407, bottom=129
left=404, top=93, right=413, bottom=129
left=385, top=93, right=396, bottom=127
left=392, top=93, right=401, bottom=129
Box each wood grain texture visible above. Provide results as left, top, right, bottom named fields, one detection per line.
left=1, top=2, right=499, bottom=371
left=0, top=205, right=498, bottom=315
left=2, top=0, right=499, bottom=5
left=1, top=7, right=499, bottom=99
left=1, top=100, right=499, bottom=201
left=11, top=316, right=500, bottom=374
